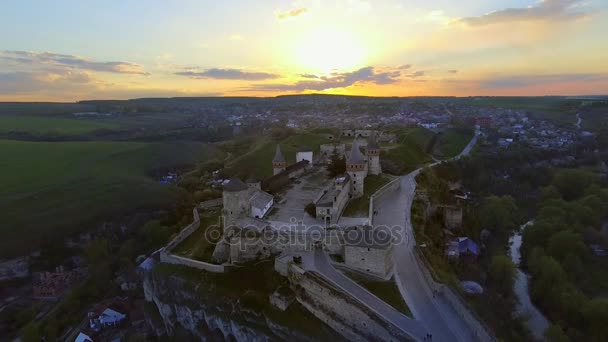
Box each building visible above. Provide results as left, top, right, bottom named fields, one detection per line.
left=89, top=308, right=127, bottom=330
left=346, top=139, right=368, bottom=198
left=223, top=177, right=275, bottom=225
left=296, top=147, right=314, bottom=166
left=343, top=226, right=393, bottom=278
left=441, top=205, right=463, bottom=229
left=32, top=266, right=79, bottom=299
left=272, top=144, right=287, bottom=175
left=250, top=191, right=274, bottom=219
left=366, top=132, right=381, bottom=175
left=316, top=174, right=351, bottom=223
left=75, top=332, right=93, bottom=342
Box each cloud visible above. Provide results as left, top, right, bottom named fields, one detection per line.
left=448, top=70, right=459, bottom=74
left=0, top=70, right=99, bottom=93
left=480, top=73, right=608, bottom=88
left=275, top=7, right=307, bottom=20
left=0, top=50, right=149, bottom=75
left=175, top=68, right=280, bottom=80
left=454, top=0, right=591, bottom=26
left=406, top=70, right=425, bottom=78
left=398, top=64, right=412, bottom=70
left=249, top=66, right=400, bottom=92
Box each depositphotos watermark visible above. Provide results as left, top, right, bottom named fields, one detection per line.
left=202, top=216, right=410, bottom=251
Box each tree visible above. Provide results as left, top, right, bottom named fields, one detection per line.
left=552, top=169, right=596, bottom=201
left=584, top=298, right=608, bottom=342
left=547, top=231, right=587, bottom=263
left=479, top=195, right=519, bottom=233
left=305, top=202, right=316, bottom=218
left=489, top=255, right=516, bottom=295
left=327, top=151, right=346, bottom=178
left=545, top=324, right=570, bottom=342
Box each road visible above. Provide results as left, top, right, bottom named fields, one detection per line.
left=375, top=133, right=491, bottom=342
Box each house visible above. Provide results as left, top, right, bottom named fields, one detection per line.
left=90, top=308, right=127, bottom=330
left=249, top=191, right=274, bottom=219
left=32, top=266, right=80, bottom=299
left=75, top=332, right=93, bottom=342
left=343, top=226, right=393, bottom=278
left=446, top=237, right=479, bottom=261
left=296, top=147, right=314, bottom=166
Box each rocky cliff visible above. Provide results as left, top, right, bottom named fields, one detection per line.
left=143, top=263, right=343, bottom=341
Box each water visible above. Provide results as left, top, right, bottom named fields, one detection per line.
left=508, top=221, right=550, bottom=340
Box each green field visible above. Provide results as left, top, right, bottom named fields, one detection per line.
left=344, top=270, right=412, bottom=317
left=0, top=115, right=120, bottom=134
left=434, top=128, right=474, bottom=159
left=0, top=140, right=217, bottom=258
left=173, top=208, right=222, bottom=262
left=343, top=175, right=390, bottom=217
left=225, top=132, right=333, bottom=179
left=382, top=128, right=434, bottom=174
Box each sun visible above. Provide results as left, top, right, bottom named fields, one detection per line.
left=293, top=28, right=368, bottom=74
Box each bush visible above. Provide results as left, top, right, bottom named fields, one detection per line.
left=305, top=202, right=316, bottom=218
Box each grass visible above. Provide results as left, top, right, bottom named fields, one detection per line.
left=434, top=128, right=474, bottom=159
left=0, top=139, right=217, bottom=258
left=172, top=209, right=222, bottom=262
left=0, top=115, right=120, bottom=134
left=225, top=132, right=333, bottom=179
left=343, top=270, right=412, bottom=317
left=382, top=128, right=434, bottom=175
left=343, top=175, right=390, bottom=217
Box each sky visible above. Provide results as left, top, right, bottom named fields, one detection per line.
left=1, top=0, right=607, bottom=101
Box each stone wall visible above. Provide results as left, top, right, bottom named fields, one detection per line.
left=160, top=208, right=227, bottom=273
left=165, top=208, right=200, bottom=252
left=344, top=245, right=393, bottom=278
left=289, top=266, right=414, bottom=341
left=197, top=198, right=222, bottom=209
left=160, top=252, right=226, bottom=273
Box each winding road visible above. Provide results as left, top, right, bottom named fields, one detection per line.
left=377, top=133, right=493, bottom=342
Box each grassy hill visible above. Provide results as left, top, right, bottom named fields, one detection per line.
left=0, top=140, right=217, bottom=258
left=225, top=132, right=333, bottom=179
left=434, top=127, right=474, bottom=159
left=382, top=128, right=434, bottom=174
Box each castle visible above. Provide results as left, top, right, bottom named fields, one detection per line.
left=316, top=133, right=382, bottom=223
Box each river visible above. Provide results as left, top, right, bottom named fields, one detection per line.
left=508, top=221, right=550, bottom=340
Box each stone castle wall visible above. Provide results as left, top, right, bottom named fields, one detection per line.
left=288, top=266, right=415, bottom=341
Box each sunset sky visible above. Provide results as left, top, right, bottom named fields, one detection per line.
left=1, top=0, right=607, bottom=101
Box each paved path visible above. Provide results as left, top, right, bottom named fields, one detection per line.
left=300, top=248, right=428, bottom=341
left=375, top=133, right=491, bottom=342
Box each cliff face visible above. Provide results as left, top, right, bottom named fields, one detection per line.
left=143, top=264, right=343, bottom=341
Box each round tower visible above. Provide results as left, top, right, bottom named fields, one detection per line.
left=222, top=177, right=251, bottom=226
left=272, top=144, right=287, bottom=176
left=366, top=132, right=382, bottom=175
left=346, top=139, right=367, bottom=198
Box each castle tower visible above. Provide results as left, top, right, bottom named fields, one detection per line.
left=366, top=132, right=382, bottom=175
left=346, top=139, right=367, bottom=198
left=246, top=175, right=261, bottom=190
left=272, top=144, right=287, bottom=175
left=222, top=177, right=252, bottom=226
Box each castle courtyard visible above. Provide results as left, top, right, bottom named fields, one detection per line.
left=267, top=166, right=331, bottom=226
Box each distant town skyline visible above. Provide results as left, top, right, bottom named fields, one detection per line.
left=1, top=0, right=607, bottom=101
